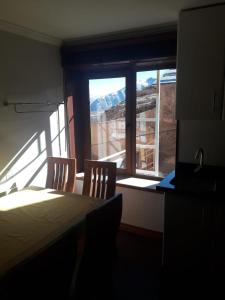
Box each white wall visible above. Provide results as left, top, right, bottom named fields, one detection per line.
left=178, top=120, right=225, bottom=166
left=76, top=180, right=164, bottom=232
left=0, top=30, right=65, bottom=193
left=117, top=186, right=164, bottom=232
left=0, top=30, right=164, bottom=233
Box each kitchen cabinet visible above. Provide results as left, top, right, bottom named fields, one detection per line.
left=163, top=191, right=211, bottom=274
left=176, top=4, right=225, bottom=120
left=211, top=199, right=225, bottom=273
left=162, top=190, right=225, bottom=295
left=157, top=170, right=225, bottom=298
left=178, top=121, right=225, bottom=166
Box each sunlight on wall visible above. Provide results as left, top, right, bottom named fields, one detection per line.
left=40, top=130, right=46, bottom=152
left=0, top=104, right=68, bottom=194
left=0, top=132, right=48, bottom=193
left=50, top=104, right=67, bottom=157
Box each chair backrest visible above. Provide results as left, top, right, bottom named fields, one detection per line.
left=82, top=160, right=116, bottom=199
left=73, top=194, right=122, bottom=299
left=46, top=157, right=76, bottom=192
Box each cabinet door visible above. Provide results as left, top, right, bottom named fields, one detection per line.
left=163, top=192, right=210, bottom=274
left=211, top=199, right=225, bottom=273
left=176, top=5, right=225, bottom=120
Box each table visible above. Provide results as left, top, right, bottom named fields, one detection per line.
left=0, top=187, right=104, bottom=280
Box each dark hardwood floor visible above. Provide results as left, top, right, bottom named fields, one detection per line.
left=112, top=230, right=162, bottom=300
left=0, top=229, right=162, bottom=300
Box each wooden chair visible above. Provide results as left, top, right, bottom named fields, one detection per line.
left=72, top=193, right=122, bottom=299
left=46, top=157, right=76, bottom=192
left=82, top=160, right=117, bottom=199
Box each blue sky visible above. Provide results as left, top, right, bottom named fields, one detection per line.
left=89, top=69, right=175, bottom=99
left=89, top=77, right=125, bottom=98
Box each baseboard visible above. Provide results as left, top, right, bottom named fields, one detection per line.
left=119, top=223, right=163, bottom=239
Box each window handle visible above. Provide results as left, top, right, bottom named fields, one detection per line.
left=212, top=92, right=216, bottom=113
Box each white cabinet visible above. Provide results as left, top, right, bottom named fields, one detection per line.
left=178, top=121, right=225, bottom=166
left=176, top=5, right=225, bottom=120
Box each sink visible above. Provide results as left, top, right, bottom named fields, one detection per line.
left=156, top=165, right=225, bottom=193
left=170, top=166, right=217, bottom=192
left=170, top=175, right=216, bottom=192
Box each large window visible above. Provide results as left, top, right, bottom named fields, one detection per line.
left=87, top=68, right=176, bottom=178
left=136, top=69, right=176, bottom=177
left=89, top=77, right=126, bottom=168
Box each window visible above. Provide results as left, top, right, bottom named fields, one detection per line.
left=87, top=67, right=176, bottom=179
left=89, top=77, right=126, bottom=169
left=136, top=69, right=176, bottom=177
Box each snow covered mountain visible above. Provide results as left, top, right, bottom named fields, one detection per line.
left=90, top=70, right=176, bottom=112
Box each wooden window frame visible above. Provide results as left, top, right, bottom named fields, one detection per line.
left=134, top=61, right=176, bottom=180
left=85, top=69, right=131, bottom=176
left=74, top=58, right=176, bottom=180
left=64, top=56, right=176, bottom=178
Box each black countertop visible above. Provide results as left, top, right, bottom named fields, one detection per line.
left=156, top=163, right=225, bottom=195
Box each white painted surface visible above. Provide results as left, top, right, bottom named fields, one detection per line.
left=0, top=30, right=164, bottom=234
left=0, top=30, right=64, bottom=193
left=176, top=5, right=225, bottom=166
left=0, top=0, right=223, bottom=40
left=117, top=177, right=160, bottom=188
left=176, top=4, right=225, bottom=120
left=75, top=180, right=164, bottom=233
left=117, top=186, right=164, bottom=232
left=0, top=20, right=62, bottom=46
left=178, top=120, right=225, bottom=166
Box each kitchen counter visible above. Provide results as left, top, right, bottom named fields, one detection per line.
left=156, top=170, right=176, bottom=192
left=156, top=163, right=225, bottom=195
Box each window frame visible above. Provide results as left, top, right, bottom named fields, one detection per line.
left=132, top=62, right=176, bottom=180
left=76, top=59, right=176, bottom=180
left=86, top=69, right=132, bottom=176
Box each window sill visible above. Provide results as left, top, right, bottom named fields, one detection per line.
left=76, top=173, right=163, bottom=194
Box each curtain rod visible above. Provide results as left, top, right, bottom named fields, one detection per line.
left=3, top=100, right=64, bottom=113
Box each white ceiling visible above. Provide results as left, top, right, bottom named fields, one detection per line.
left=0, top=0, right=223, bottom=41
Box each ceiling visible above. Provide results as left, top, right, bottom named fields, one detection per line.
left=0, top=0, right=223, bottom=42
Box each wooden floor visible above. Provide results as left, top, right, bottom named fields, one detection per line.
left=0, top=230, right=163, bottom=300
left=112, top=230, right=162, bottom=300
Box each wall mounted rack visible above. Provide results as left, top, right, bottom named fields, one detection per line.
left=3, top=101, right=64, bottom=113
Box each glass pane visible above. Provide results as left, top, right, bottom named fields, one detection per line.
left=136, top=69, right=176, bottom=177
left=89, top=77, right=126, bottom=168
left=136, top=70, right=157, bottom=176
left=159, top=69, right=176, bottom=177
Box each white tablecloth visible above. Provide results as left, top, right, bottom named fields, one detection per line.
left=0, top=187, right=104, bottom=277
